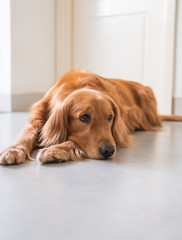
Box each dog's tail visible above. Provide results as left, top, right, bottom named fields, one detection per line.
left=159, top=115, right=182, bottom=121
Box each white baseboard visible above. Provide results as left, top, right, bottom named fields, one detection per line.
left=0, top=94, right=11, bottom=112
left=173, top=97, right=182, bottom=115
left=2, top=94, right=182, bottom=114
left=0, top=93, right=43, bottom=112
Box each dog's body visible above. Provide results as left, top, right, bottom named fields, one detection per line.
left=0, top=69, right=181, bottom=165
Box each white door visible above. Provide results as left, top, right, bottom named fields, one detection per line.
left=72, top=0, right=176, bottom=114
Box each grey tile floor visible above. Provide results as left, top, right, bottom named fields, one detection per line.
left=0, top=112, right=182, bottom=240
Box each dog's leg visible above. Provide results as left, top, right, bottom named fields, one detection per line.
left=36, top=141, right=86, bottom=164
left=0, top=122, right=42, bottom=165
left=0, top=99, right=49, bottom=165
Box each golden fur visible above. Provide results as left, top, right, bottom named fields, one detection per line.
left=0, top=69, right=181, bottom=165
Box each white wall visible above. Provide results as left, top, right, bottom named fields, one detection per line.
left=0, top=0, right=11, bottom=111
left=11, top=0, right=55, bottom=94
left=56, top=0, right=72, bottom=80
left=0, top=0, right=11, bottom=95
left=0, top=0, right=56, bottom=111
left=0, top=0, right=181, bottom=112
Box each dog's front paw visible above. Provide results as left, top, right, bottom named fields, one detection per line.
left=36, top=146, right=85, bottom=164
left=36, top=148, right=69, bottom=164
left=0, top=146, right=28, bottom=165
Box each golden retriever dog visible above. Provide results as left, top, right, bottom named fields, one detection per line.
left=0, top=69, right=182, bottom=165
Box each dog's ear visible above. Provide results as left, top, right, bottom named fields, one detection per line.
left=110, top=99, right=132, bottom=147
left=39, top=100, right=70, bottom=147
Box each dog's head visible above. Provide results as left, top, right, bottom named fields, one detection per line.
left=40, top=89, right=131, bottom=159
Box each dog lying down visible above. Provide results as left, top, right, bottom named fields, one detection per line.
left=0, top=69, right=182, bottom=165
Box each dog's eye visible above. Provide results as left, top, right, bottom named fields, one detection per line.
left=108, top=114, right=113, bottom=122
left=79, top=114, right=91, bottom=123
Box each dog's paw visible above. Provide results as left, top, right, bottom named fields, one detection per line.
left=36, top=148, right=68, bottom=164
left=36, top=146, right=85, bottom=164
left=0, top=146, right=28, bottom=165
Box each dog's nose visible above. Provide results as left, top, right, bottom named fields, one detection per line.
left=99, top=144, right=115, bottom=158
